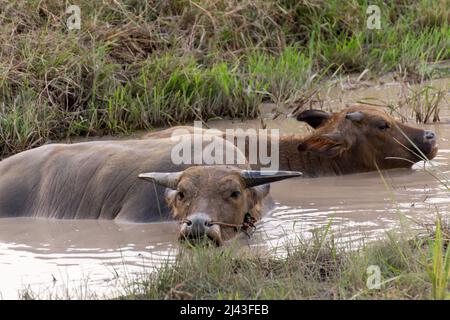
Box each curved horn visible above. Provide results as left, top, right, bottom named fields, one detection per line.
left=240, top=170, right=302, bottom=188
left=138, top=172, right=183, bottom=189
left=345, top=111, right=364, bottom=122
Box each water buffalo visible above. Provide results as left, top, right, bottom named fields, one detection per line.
left=293, top=104, right=438, bottom=176
left=0, top=135, right=301, bottom=245
left=140, top=166, right=300, bottom=245
left=145, top=105, right=438, bottom=177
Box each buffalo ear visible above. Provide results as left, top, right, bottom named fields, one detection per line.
left=246, top=184, right=270, bottom=210
left=253, top=183, right=270, bottom=199
left=296, top=109, right=331, bottom=129
left=164, top=189, right=182, bottom=219
left=164, top=189, right=177, bottom=206
left=247, top=184, right=271, bottom=221
left=297, top=133, right=348, bottom=158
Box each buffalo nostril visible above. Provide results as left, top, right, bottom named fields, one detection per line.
left=186, top=214, right=211, bottom=237
left=180, top=213, right=220, bottom=246
left=204, top=221, right=213, bottom=228
left=424, top=131, right=435, bottom=140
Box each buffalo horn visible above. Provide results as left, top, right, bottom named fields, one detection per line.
left=240, top=170, right=302, bottom=188
left=138, top=172, right=183, bottom=189
left=345, top=111, right=364, bottom=122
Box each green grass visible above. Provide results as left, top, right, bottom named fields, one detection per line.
left=118, top=219, right=449, bottom=300
left=426, top=219, right=450, bottom=299
left=0, top=0, right=448, bottom=157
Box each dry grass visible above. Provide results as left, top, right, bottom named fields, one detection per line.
left=357, top=82, right=447, bottom=124
left=0, top=0, right=448, bottom=157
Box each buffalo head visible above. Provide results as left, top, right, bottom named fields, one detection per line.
left=296, top=105, right=438, bottom=172
left=139, top=166, right=301, bottom=246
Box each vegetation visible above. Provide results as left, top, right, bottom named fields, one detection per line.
left=0, top=0, right=449, bottom=156
left=358, top=84, right=446, bottom=124
left=1, top=0, right=449, bottom=300
left=119, top=218, right=450, bottom=300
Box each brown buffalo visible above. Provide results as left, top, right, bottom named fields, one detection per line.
left=0, top=135, right=300, bottom=245
left=140, top=166, right=300, bottom=245
left=145, top=105, right=438, bottom=177
left=293, top=105, right=438, bottom=176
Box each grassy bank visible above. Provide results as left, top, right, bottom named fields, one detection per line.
left=0, top=0, right=449, bottom=156
left=121, top=219, right=450, bottom=300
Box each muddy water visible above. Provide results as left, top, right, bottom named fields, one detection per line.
left=0, top=78, right=449, bottom=299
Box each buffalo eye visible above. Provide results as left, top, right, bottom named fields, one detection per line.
left=230, top=191, right=241, bottom=199
left=177, top=191, right=185, bottom=201
left=377, top=122, right=390, bottom=130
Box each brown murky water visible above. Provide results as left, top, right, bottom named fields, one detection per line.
left=0, top=77, right=449, bottom=299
